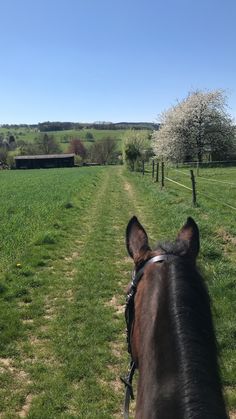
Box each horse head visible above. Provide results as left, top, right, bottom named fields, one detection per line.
left=123, top=216, right=228, bottom=419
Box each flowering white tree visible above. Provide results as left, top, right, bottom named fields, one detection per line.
left=152, top=90, right=235, bottom=162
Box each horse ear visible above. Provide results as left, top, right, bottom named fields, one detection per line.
left=126, top=216, right=150, bottom=260
left=177, top=217, right=200, bottom=259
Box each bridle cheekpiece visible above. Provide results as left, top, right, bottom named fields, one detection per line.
left=122, top=253, right=177, bottom=419
left=126, top=254, right=175, bottom=354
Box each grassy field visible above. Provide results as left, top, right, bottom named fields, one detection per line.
left=0, top=165, right=235, bottom=418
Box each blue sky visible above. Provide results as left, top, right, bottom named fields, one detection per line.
left=0, top=0, right=236, bottom=124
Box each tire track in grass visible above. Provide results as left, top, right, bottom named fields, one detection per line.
left=121, top=172, right=160, bottom=246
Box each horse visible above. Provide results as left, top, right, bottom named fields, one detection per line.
left=123, top=216, right=228, bottom=419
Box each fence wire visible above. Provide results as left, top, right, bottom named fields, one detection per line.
left=152, top=164, right=236, bottom=211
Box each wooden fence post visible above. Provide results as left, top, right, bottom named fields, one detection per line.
left=142, top=161, right=145, bottom=175
left=156, top=162, right=159, bottom=182
left=161, top=161, right=165, bottom=188
left=152, top=160, right=155, bottom=179
left=190, top=169, right=197, bottom=206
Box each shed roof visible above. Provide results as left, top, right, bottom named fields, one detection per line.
left=15, top=154, right=75, bottom=160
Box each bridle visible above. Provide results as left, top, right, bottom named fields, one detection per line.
left=125, top=254, right=175, bottom=355
left=121, top=253, right=177, bottom=419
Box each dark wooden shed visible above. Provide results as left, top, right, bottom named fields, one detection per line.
left=15, top=154, right=75, bottom=169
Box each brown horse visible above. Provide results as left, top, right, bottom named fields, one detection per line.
left=124, top=216, right=228, bottom=419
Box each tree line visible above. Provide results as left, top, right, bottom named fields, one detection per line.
left=1, top=121, right=159, bottom=132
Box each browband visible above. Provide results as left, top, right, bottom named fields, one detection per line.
left=131, top=254, right=176, bottom=288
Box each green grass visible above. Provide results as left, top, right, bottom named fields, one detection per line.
left=0, top=168, right=105, bottom=273
left=0, top=165, right=235, bottom=417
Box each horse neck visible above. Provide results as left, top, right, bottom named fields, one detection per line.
left=134, top=262, right=228, bottom=419
left=135, top=277, right=180, bottom=419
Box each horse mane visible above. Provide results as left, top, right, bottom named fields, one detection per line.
left=155, top=240, right=228, bottom=419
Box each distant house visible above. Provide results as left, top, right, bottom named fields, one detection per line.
left=15, top=154, right=75, bottom=169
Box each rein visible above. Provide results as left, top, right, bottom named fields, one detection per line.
left=121, top=254, right=177, bottom=419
